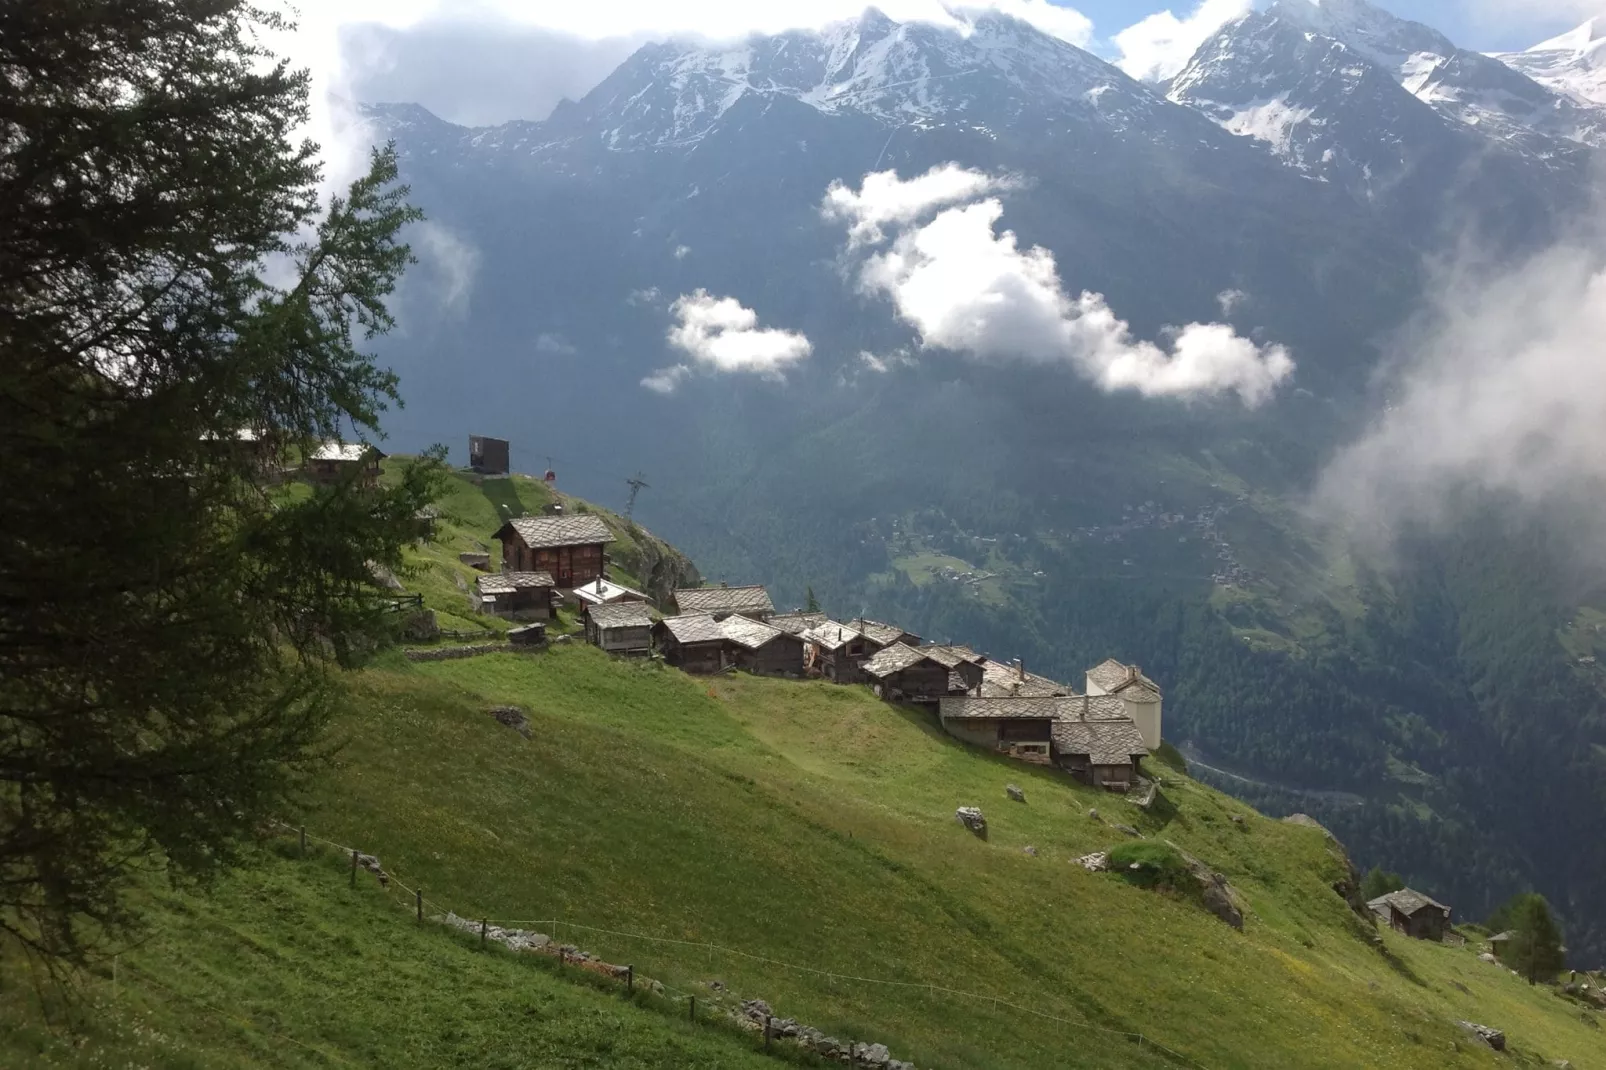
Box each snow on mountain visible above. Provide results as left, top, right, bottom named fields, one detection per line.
left=1495, top=18, right=1606, bottom=107
left=528, top=8, right=1164, bottom=151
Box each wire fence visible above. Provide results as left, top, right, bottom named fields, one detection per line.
left=268, top=819, right=1213, bottom=1069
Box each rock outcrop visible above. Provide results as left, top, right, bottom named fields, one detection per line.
left=1457, top=1021, right=1506, bottom=1051
left=955, top=807, right=988, bottom=838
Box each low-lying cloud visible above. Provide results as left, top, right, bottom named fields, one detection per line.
left=823, top=166, right=1294, bottom=407
left=643, top=290, right=812, bottom=392
left=1113, top=0, right=1250, bottom=84
left=1315, top=241, right=1606, bottom=550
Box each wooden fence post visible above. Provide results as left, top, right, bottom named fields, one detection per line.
left=689, top=996, right=696, bottom=1022
left=626, top=965, right=634, bottom=993
left=764, top=1016, right=772, bottom=1051
left=416, top=888, right=423, bottom=922
left=299, top=826, right=306, bottom=855
left=349, top=849, right=357, bottom=887
left=480, top=918, right=488, bottom=945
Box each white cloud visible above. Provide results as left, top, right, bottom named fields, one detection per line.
left=535, top=332, right=578, bottom=356
left=627, top=287, right=662, bottom=306
left=664, top=290, right=812, bottom=376
left=1315, top=242, right=1606, bottom=553
left=411, top=220, right=479, bottom=313
left=822, top=164, right=1017, bottom=247
left=673, top=244, right=692, bottom=259
left=641, top=364, right=691, bottom=393
left=859, top=348, right=917, bottom=373
left=1216, top=288, right=1248, bottom=316
left=1112, top=0, right=1251, bottom=83
left=828, top=167, right=1294, bottom=407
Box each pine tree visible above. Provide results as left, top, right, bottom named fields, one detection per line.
left=1360, top=867, right=1406, bottom=901
left=1503, top=894, right=1566, bottom=985
left=806, top=586, right=821, bottom=613
left=0, top=0, right=444, bottom=968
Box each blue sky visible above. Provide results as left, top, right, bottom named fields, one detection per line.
left=1073, top=0, right=1583, bottom=51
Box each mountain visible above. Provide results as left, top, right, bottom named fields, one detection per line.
left=8, top=473, right=1601, bottom=1067
left=353, top=4, right=1606, bottom=965
left=1496, top=17, right=1606, bottom=107
left=1168, top=0, right=1596, bottom=233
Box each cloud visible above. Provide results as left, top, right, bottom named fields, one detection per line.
left=411, top=220, right=479, bottom=313
left=823, top=164, right=1017, bottom=247
left=859, top=348, right=917, bottom=373
left=641, top=365, right=691, bottom=393
left=1216, top=288, right=1248, bottom=316
left=673, top=245, right=692, bottom=259
left=826, top=166, right=1294, bottom=406
left=535, top=332, right=578, bottom=356
left=1112, top=0, right=1252, bottom=83
left=1314, top=241, right=1606, bottom=553
left=642, top=290, right=812, bottom=390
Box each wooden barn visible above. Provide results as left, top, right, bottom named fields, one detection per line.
left=1368, top=890, right=1452, bottom=941
left=1051, top=718, right=1149, bottom=792
left=848, top=618, right=924, bottom=648
left=722, top=615, right=805, bottom=677
left=673, top=585, right=776, bottom=620
left=801, top=621, right=871, bottom=682
left=654, top=614, right=729, bottom=674
left=937, top=696, right=1070, bottom=764
left=585, top=601, right=655, bottom=656
left=922, top=645, right=987, bottom=695
left=475, top=571, right=556, bottom=620
left=861, top=643, right=953, bottom=703
left=307, top=442, right=384, bottom=484
left=493, top=514, right=613, bottom=589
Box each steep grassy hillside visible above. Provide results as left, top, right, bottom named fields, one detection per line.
left=8, top=642, right=1599, bottom=1069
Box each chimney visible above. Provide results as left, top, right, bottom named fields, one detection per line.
left=1017, top=658, right=1026, bottom=681
left=1127, top=664, right=1139, bottom=683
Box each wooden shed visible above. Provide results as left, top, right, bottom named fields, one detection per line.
left=861, top=643, right=952, bottom=703
left=1367, top=890, right=1452, bottom=941
left=654, top=614, right=729, bottom=674
left=722, top=615, right=805, bottom=677
left=585, top=601, right=655, bottom=656
left=307, top=442, right=384, bottom=484
left=848, top=618, right=924, bottom=648
left=1051, top=717, right=1149, bottom=792
left=922, top=645, right=986, bottom=696
left=493, top=514, right=613, bottom=589
left=475, top=571, right=556, bottom=621
left=801, top=621, right=871, bottom=683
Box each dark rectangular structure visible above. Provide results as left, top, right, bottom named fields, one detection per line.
left=469, top=436, right=510, bottom=475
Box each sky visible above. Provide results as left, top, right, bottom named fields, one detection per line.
left=318, top=0, right=1601, bottom=127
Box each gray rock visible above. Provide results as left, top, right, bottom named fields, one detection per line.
left=1113, top=823, right=1141, bottom=838
left=955, top=807, right=988, bottom=838
left=1456, top=1021, right=1505, bottom=1051
left=1230, top=814, right=1245, bottom=826
left=401, top=609, right=440, bottom=641
left=1088, top=808, right=1101, bottom=821
left=1074, top=851, right=1110, bottom=872
left=1022, top=845, right=1037, bottom=857
left=1478, top=952, right=1498, bottom=964
left=1006, top=783, right=1025, bottom=802
left=489, top=705, right=532, bottom=739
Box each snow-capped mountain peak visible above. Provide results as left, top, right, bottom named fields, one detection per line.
left=1495, top=17, right=1606, bottom=106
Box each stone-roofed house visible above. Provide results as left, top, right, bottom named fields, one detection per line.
left=801, top=620, right=870, bottom=682
left=721, top=615, right=805, bottom=677
left=862, top=643, right=954, bottom=703
left=673, top=585, right=775, bottom=621
left=921, top=645, right=986, bottom=695
left=769, top=611, right=828, bottom=637
left=848, top=618, right=923, bottom=648
left=939, top=696, right=1075, bottom=764
left=1051, top=718, right=1149, bottom=792
left=1083, top=658, right=1163, bottom=750
left=307, top=442, right=384, bottom=484
left=475, top=571, right=556, bottom=620
left=584, top=601, right=655, bottom=656
left=493, top=514, right=614, bottom=589
left=978, top=659, right=1073, bottom=699
left=654, top=614, right=729, bottom=673
left=1368, top=889, right=1452, bottom=941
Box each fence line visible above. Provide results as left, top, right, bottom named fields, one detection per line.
left=270, top=819, right=1210, bottom=1069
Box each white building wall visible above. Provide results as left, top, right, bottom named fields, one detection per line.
left=1122, top=694, right=1162, bottom=751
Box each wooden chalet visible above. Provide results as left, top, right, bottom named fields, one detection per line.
left=861, top=643, right=953, bottom=703
left=307, top=442, right=384, bottom=484
left=1368, top=890, right=1452, bottom=941
left=654, top=614, right=729, bottom=673
left=585, top=601, right=655, bottom=656
left=468, top=435, right=510, bottom=475
left=475, top=571, right=556, bottom=620
left=848, top=618, right=923, bottom=649
left=494, top=514, right=613, bottom=589
left=722, top=615, right=805, bottom=677
left=673, top=585, right=775, bottom=620
left=938, top=696, right=1072, bottom=764
left=978, top=659, right=1072, bottom=699
left=1051, top=717, right=1149, bottom=792
left=921, top=645, right=986, bottom=695
left=801, top=621, right=871, bottom=682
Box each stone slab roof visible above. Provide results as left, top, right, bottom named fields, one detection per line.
left=861, top=642, right=936, bottom=678
left=721, top=614, right=787, bottom=651
left=476, top=571, right=555, bottom=595
left=940, top=696, right=1074, bottom=721
left=848, top=618, right=915, bottom=646
left=923, top=645, right=983, bottom=669
left=572, top=577, right=649, bottom=606
left=674, top=585, right=775, bottom=616
left=978, top=660, right=1073, bottom=699
left=1081, top=695, right=1132, bottom=721
left=801, top=620, right=862, bottom=651
left=1052, top=719, right=1149, bottom=766
left=656, top=614, right=726, bottom=645
left=586, top=602, right=655, bottom=629
left=498, top=513, right=614, bottom=550
left=312, top=442, right=381, bottom=462
left=770, top=612, right=829, bottom=636
left=1368, top=889, right=1450, bottom=917
left=1086, top=658, right=1162, bottom=696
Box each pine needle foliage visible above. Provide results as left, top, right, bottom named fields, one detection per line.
left=0, top=0, right=445, bottom=969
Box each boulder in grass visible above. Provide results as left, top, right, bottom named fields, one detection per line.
left=955, top=807, right=988, bottom=838
left=1457, top=1021, right=1506, bottom=1051
left=1006, top=783, right=1025, bottom=802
